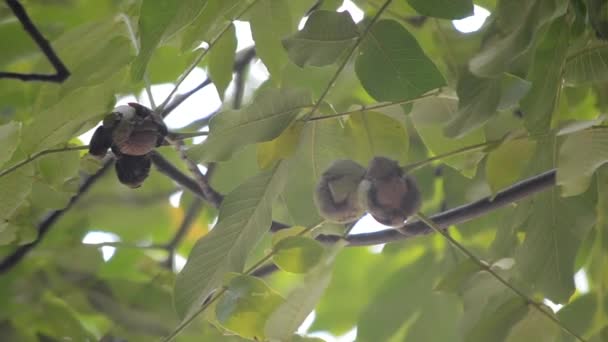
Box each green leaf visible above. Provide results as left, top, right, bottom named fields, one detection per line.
left=505, top=308, right=561, bottom=342
left=521, top=17, right=570, bottom=133
left=257, top=122, right=304, bottom=170
left=250, top=0, right=293, bottom=80
left=516, top=139, right=596, bottom=302
left=208, top=23, right=237, bottom=98
left=345, top=111, right=409, bottom=166
left=188, top=87, right=312, bottom=162
left=410, top=96, right=485, bottom=177
left=445, top=73, right=501, bottom=138
left=469, top=0, right=568, bottom=76
left=407, top=0, right=473, bottom=19
left=0, top=164, right=33, bottom=222
left=216, top=274, right=284, bottom=340
left=558, top=128, right=608, bottom=195
left=355, top=20, right=445, bottom=102
left=282, top=10, right=359, bottom=67
left=265, top=242, right=345, bottom=340
left=357, top=252, right=461, bottom=342
left=465, top=298, right=529, bottom=342
left=445, top=72, right=531, bottom=138
left=174, top=165, right=287, bottom=318
left=0, top=122, right=21, bottom=168
left=180, top=0, right=241, bottom=51
left=272, top=236, right=324, bottom=273
left=131, top=0, right=180, bottom=81
left=486, top=139, right=536, bottom=193
left=564, top=45, right=608, bottom=86
left=62, top=36, right=135, bottom=92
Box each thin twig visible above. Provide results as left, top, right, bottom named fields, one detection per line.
left=306, top=89, right=441, bottom=122
left=415, top=213, right=586, bottom=342
left=1, top=0, right=70, bottom=82
left=0, top=160, right=113, bottom=273
left=0, top=145, right=90, bottom=179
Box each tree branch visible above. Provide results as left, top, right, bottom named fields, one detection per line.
left=1, top=0, right=70, bottom=82
left=0, top=160, right=113, bottom=273
left=317, top=169, right=557, bottom=246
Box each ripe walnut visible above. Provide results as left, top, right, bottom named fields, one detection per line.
left=314, top=159, right=366, bottom=223
left=358, top=156, right=421, bottom=227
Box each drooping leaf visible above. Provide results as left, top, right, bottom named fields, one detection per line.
left=445, top=73, right=501, bottom=138
left=0, top=122, right=21, bottom=168
left=558, top=128, right=608, bottom=196
left=173, top=164, right=287, bottom=318
left=407, top=0, right=473, bottom=19
left=257, top=122, right=304, bottom=170
left=355, top=20, right=445, bottom=102
left=465, top=298, right=529, bottom=342
left=208, top=23, right=237, bottom=98
left=250, top=0, right=293, bottom=80
left=410, top=96, right=485, bottom=177
left=131, top=0, right=180, bottom=81
left=344, top=111, right=409, bottom=166
left=282, top=10, right=359, bottom=67
left=516, top=139, right=596, bottom=302
left=188, top=87, right=312, bottom=162
left=265, top=242, right=345, bottom=340
left=272, top=236, right=324, bottom=273
left=469, top=0, right=568, bottom=76
left=486, top=139, right=536, bottom=193
left=0, top=164, right=34, bottom=222
left=521, top=17, right=571, bottom=133
left=216, top=274, right=284, bottom=340
left=564, top=45, right=608, bottom=86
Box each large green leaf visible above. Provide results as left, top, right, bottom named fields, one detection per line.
left=356, top=250, right=461, bottom=342
left=250, top=0, right=293, bottom=80
left=407, top=0, right=473, bottom=19
left=558, top=128, right=608, bottom=196
left=564, top=45, right=608, bottom=86
left=521, top=17, right=570, bottom=133
left=173, top=165, right=287, bottom=318
left=355, top=20, right=445, bottom=102
left=486, top=139, right=536, bottom=194
left=0, top=122, right=21, bottom=168
left=188, top=87, right=312, bottom=162
left=282, top=10, right=359, bottom=67
left=265, top=242, right=345, bottom=340
left=515, top=139, right=596, bottom=302
left=272, top=236, right=324, bottom=273
left=216, top=274, right=285, bottom=340
left=465, top=298, right=529, bottom=342
left=344, top=111, right=409, bottom=166
left=446, top=72, right=531, bottom=138
left=410, top=96, right=486, bottom=177
left=0, top=164, right=34, bottom=227
left=208, top=23, right=237, bottom=98
left=131, top=0, right=180, bottom=80
left=469, top=0, right=568, bottom=76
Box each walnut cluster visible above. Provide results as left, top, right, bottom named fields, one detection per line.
left=314, top=157, right=421, bottom=227
left=89, top=103, right=167, bottom=188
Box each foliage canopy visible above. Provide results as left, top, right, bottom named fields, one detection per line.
left=1, top=0, right=608, bottom=341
